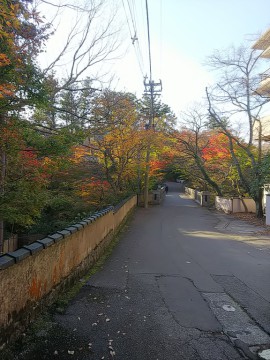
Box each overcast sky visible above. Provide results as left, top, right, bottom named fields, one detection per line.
left=40, top=0, right=270, bottom=116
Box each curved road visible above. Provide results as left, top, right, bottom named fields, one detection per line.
left=16, top=182, right=270, bottom=360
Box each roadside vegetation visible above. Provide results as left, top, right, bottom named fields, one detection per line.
left=1, top=0, right=269, bottom=252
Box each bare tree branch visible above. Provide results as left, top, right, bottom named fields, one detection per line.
left=39, top=0, right=122, bottom=90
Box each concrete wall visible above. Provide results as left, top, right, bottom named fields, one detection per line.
left=0, top=195, right=137, bottom=347
left=138, top=188, right=166, bottom=206
left=185, top=187, right=196, bottom=199
left=232, top=198, right=256, bottom=213
left=185, top=188, right=255, bottom=214
left=215, top=197, right=232, bottom=214
left=216, top=197, right=256, bottom=214
left=185, top=187, right=214, bottom=207
left=265, top=195, right=270, bottom=225
left=114, top=196, right=138, bottom=229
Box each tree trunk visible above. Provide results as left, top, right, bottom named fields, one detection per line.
left=144, top=144, right=150, bottom=208
left=0, top=113, right=6, bottom=253
left=195, top=155, right=223, bottom=196
left=0, top=151, right=6, bottom=254
left=255, top=187, right=264, bottom=218
left=0, top=220, right=3, bottom=254
left=256, top=120, right=264, bottom=219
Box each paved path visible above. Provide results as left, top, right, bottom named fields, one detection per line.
left=15, top=183, right=270, bottom=360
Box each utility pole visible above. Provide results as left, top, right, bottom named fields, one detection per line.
left=143, top=78, right=162, bottom=208
left=143, top=0, right=162, bottom=208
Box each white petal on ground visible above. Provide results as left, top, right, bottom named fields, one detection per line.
left=222, top=304, right=236, bottom=312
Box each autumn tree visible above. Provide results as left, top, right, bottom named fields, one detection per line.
left=206, top=45, right=270, bottom=217
left=138, top=94, right=177, bottom=206
left=0, top=120, right=49, bottom=235
left=0, top=0, right=51, bottom=251
left=176, top=107, right=224, bottom=195
left=90, top=90, right=146, bottom=196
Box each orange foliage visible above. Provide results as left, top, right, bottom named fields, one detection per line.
left=80, top=178, right=110, bottom=198
left=202, top=133, right=231, bottom=161
left=149, top=159, right=169, bottom=176
left=79, top=177, right=111, bottom=207
left=0, top=53, right=11, bottom=66
left=19, top=149, right=49, bottom=184
left=72, top=145, right=92, bottom=164
left=0, top=0, right=49, bottom=100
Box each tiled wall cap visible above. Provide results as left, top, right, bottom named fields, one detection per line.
left=37, top=237, right=54, bottom=248
left=47, top=233, right=64, bottom=242
left=7, top=248, right=31, bottom=263
left=85, top=217, right=94, bottom=223
left=65, top=226, right=78, bottom=234
left=71, top=223, right=84, bottom=230
left=79, top=221, right=88, bottom=227
left=57, top=229, right=71, bottom=238
left=79, top=219, right=89, bottom=225
left=23, top=242, right=44, bottom=255
left=0, top=255, right=15, bottom=270
left=87, top=216, right=96, bottom=222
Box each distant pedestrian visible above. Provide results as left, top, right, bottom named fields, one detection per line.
left=165, top=185, right=168, bottom=194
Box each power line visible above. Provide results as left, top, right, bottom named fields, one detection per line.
left=159, top=0, right=163, bottom=78
left=121, top=0, right=145, bottom=77
left=145, top=0, right=152, bottom=81
left=121, top=0, right=133, bottom=39
left=127, top=0, right=137, bottom=37
left=144, top=0, right=162, bottom=124
left=134, top=42, right=145, bottom=77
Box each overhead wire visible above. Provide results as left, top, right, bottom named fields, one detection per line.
left=121, top=0, right=133, bottom=40
left=159, top=0, right=163, bottom=79
left=121, top=0, right=145, bottom=78
left=145, top=0, right=152, bottom=81
left=121, top=0, right=162, bottom=88
left=130, top=1, right=145, bottom=77
left=127, top=0, right=137, bottom=37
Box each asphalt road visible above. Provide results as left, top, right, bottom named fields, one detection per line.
left=13, top=182, right=270, bottom=360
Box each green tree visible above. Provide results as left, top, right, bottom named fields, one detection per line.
left=139, top=95, right=176, bottom=132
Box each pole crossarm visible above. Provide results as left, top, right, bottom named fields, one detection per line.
left=143, top=79, right=162, bottom=95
